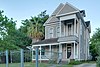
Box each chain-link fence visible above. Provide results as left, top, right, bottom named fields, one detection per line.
left=32, top=50, right=63, bottom=67
left=9, top=50, right=21, bottom=67
left=0, top=49, right=63, bottom=67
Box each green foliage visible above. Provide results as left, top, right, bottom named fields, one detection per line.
left=0, top=10, right=18, bottom=50
left=90, top=28, right=100, bottom=60
left=5, top=30, right=32, bottom=49
left=90, top=28, right=100, bottom=66
left=21, top=10, right=49, bottom=41
left=0, top=10, right=16, bottom=38
left=0, top=10, right=32, bottom=50
left=96, top=42, right=100, bottom=67
left=97, top=57, right=100, bottom=67
left=69, top=60, right=82, bottom=65
left=27, top=17, right=44, bottom=40
left=0, top=10, right=49, bottom=50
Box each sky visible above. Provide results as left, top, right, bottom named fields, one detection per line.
left=0, top=0, right=100, bottom=37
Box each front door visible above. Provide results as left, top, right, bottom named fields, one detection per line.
left=67, top=47, right=71, bottom=58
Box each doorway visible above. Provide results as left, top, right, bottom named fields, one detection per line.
left=67, top=46, right=71, bottom=58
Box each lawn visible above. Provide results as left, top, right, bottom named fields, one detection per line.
left=0, top=62, right=73, bottom=67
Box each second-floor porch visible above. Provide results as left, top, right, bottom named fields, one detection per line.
left=59, top=18, right=79, bottom=38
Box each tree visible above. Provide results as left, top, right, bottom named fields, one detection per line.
left=21, top=10, right=49, bottom=42
left=0, top=10, right=18, bottom=50
left=8, top=30, right=32, bottom=49
left=96, top=42, right=100, bottom=67
left=27, top=17, right=44, bottom=41
left=0, top=10, right=32, bottom=50
left=90, top=28, right=100, bottom=60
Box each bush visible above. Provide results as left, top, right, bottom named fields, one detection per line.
left=96, top=57, right=100, bottom=67
left=96, top=42, right=100, bottom=67
left=69, top=60, right=82, bottom=65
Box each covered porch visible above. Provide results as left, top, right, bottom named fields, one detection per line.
left=32, top=38, right=79, bottom=62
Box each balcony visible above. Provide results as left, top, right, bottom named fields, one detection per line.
left=58, top=35, right=79, bottom=42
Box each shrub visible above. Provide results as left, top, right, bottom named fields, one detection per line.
left=96, top=42, right=100, bottom=67
left=69, top=60, right=82, bottom=65
left=96, top=57, right=100, bottom=67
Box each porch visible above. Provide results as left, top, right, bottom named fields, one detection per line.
left=32, top=38, right=79, bottom=62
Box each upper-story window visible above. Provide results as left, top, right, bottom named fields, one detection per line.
left=57, top=27, right=60, bottom=37
left=49, top=28, right=53, bottom=38
left=68, top=24, right=72, bottom=35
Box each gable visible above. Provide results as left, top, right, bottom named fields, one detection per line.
left=51, top=3, right=64, bottom=16
left=48, top=16, right=59, bottom=23
left=44, top=2, right=79, bottom=24
left=57, top=3, right=79, bottom=15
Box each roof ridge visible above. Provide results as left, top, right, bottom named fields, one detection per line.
left=51, top=3, right=64, bottom=16
left=56, top=3, right=66, bottom=15
left=57, top=2, right=80, bottom=15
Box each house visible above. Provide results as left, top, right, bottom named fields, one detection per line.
left=32, top=2, right=91, bottom=62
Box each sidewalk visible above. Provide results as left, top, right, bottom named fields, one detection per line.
left=73, top=63, right=96, bottom=67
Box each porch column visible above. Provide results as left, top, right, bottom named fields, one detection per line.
left=74, top=19, right=76, bottom=35
left=32, top=49, right=33, bottom=60
left=74, top=42, right=75, bottom=59
left=39, top=46, right=41, bottom=63
left=49, top=45, right=52, bottom=59
left=59, top=44, right=62, bottom=59
left=77, top=44, right=78, bottom=59
left=59, top=21, right=62, bottom=37
left=32, top=46, right=34, bottom=60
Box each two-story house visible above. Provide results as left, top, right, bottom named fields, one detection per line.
left=32, top=2, right=91, bottom=62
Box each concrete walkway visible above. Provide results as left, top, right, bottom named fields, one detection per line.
left=73, top=63, right=96, bottom=67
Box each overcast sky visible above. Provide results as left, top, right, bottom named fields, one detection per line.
left=0, top=0, right=100, bottom=36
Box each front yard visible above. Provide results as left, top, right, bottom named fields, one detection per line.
left=0, top=61, right=96, bottom=67
left=0, top=62, right=73, bottom=67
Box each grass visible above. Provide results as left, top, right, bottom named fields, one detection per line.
left=0, top=62, right=73, bottom=67
left=69, top=60, right=96, bottom=65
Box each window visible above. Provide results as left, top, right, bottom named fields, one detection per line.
left=49, top=28, right=53, bottom=38
left=68, top=24, right=72, bottom=35
left=57, top=27, right=60, bottom=37
left=33, top=48, right=45, bottom=55
left=41, top=48, right=45, bottom=55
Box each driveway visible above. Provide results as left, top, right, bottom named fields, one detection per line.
left=73, top=63, right=96, bottom=67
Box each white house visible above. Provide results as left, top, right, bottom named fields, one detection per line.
left=32, top=2, right=91, bottom=62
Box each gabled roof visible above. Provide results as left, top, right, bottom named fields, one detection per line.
left=45, top=2, right=79, bottom=24
left=57, top=2, right=79, bottom=15
left=51, top=3, right=64, bottom=16
left=45, top=3, right=63, bottom=24
left=45, top=16, right=59, bottom=24
left=49, top=16, right=59, bottom=22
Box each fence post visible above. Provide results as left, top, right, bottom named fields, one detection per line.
left=6, top=50, right=9, bottom=67
left=21, top=49, right=24, bottom=67
left=36, top=47, right=38, bottom=67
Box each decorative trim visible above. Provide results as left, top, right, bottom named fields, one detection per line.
left=56, top=11, right=79, bottom=17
